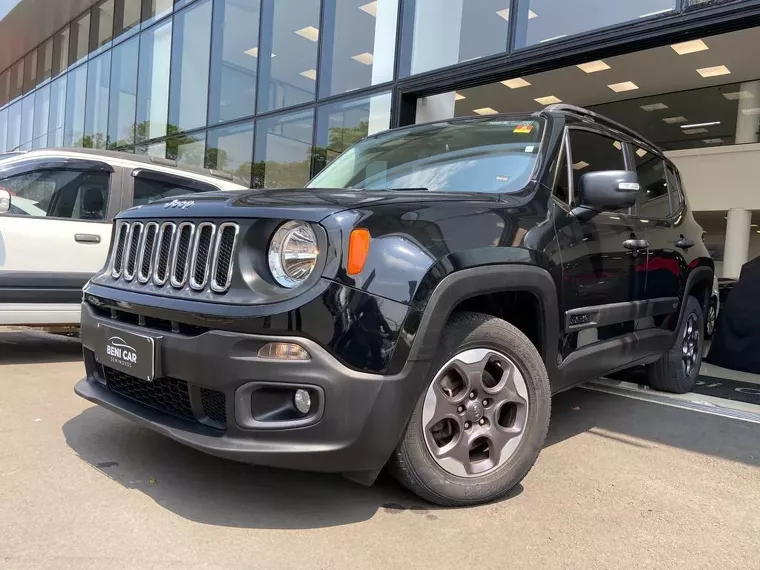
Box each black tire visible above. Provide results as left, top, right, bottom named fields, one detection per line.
left=704, top=301, right=717, bottom=340
left=389, top=311, right=551, bottom=507
left=646, top=296, right=704, bottom=394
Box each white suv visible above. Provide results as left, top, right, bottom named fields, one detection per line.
left=0, top=149, right=247, bottom=328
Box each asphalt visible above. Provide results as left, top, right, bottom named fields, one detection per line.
left=1, top=329, right=759, bottom=570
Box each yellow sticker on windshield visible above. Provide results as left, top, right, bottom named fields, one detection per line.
left=514, top=124, right=534, bottom=134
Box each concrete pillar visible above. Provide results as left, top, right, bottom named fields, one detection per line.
left=723, top=208, right=752, bottom=279
left=735, top=80, right=760, bottom=144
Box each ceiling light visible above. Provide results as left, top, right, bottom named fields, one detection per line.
left=680, top=121, right=720, bottom=129
left=636, top=148, right=647, bottom=157
left=245, top=47, right=258, bottom=57
left=299, top=69, right=317, bottom=80
left=501, top=77, right=531, bottom=89
left=723, top=90, right=754, bottom=101
left=295, top=26, right=319, bottom=42
left=671, top=39, right=708, bottom=55
left=702, top=138, right=723, bottom=144
left=640, top=102, right=668, bottom=111
left=613, top=141, right=622, bottom=150
left=454, top=92, right=466, bottom=101
left=540, top=34, right=567, bottom=43
left=608, top=81, right=639, bottom=93
left=683, top=128, right=708, bottom=134
left=697, top=65, right=730, bottom=78
left=496, top=8, right=509, bottom=20
left=473, top=107, right=498, bottom=115
left=535, top=95, right=561, bottom=105
left=577, top=60, right=610, bottom=73
left=529, top=9, right=537, bottom=18
left=663, top=116, right=688, bottom=124
left=741, top=107, right=760, bottom=116
left=572, top=161, right=589, bottom=170
left=640, top=7, right=674, bottom=17
left=352, top=52, right=374, bottom=65
left=359, top=1, right=377, bottom=17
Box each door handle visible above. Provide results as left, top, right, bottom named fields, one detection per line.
left=623, top=239, right=648, bottom=250
left=675, top=236, right=695, bottom=250
left=75, top=233, right=101, bottom=244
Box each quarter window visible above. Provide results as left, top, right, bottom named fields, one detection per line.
left=633, top=147, right=669, bottom=219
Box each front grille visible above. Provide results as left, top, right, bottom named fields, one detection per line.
left=109, top=220, right=239, bottom=294
left=102, top=365, right=227, bottom=429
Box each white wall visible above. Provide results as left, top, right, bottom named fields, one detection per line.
left=666, top=143, right=760, bottom=212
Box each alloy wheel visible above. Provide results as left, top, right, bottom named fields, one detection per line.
left=422, top=348, right=529, bottom=478
left=682, top=313, right=701, bottom=377
left=706, top=306, right=716, bottom=336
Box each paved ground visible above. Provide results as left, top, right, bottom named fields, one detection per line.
left=1, top=329, right=759, bottom=570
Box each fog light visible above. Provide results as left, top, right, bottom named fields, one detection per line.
left=258, top=342, right=310, bottom=360
left=294, top=389, right=312, bottom=415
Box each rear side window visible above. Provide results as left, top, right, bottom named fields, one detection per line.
left=133, top=176, right=215, bottom=206
left=567, top=129, right=625, bottom=206
left=633, top=147, right=669, bottom=219
left=666, top=165, right=685, bottom=212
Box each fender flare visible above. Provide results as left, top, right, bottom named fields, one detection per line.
left=674, top=266, right=714, bottom=334
left=406, top=264, right=559, bottom=379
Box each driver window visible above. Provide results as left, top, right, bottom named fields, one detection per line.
left=567, top=129, right=625, bottom=207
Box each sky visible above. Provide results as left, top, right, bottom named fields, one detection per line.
left=0, top=0, right=21, bottom=20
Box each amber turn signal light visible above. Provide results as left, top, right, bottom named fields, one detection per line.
left=347, top=228, right=370, bottom=275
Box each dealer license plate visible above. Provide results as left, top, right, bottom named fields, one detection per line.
left=97, top=326, right=156, bottom=382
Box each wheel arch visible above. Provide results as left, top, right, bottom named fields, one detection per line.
left=675, top=266, right=714, bottom=334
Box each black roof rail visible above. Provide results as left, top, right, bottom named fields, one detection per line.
left=542, top=103, right=661, bottom=152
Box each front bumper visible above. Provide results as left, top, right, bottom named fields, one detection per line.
left=75, top=304, right=429, bottom=474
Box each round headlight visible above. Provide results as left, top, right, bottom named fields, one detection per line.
left=268, top=221, right=319, bottom=288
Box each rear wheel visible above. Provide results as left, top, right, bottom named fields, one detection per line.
left=389, top=312, right=551, bottom=507
left=705, top=301, right=716, bottom=339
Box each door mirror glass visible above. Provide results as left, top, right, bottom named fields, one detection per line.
left=578, top=170, right=639, bottom=212
left=0, top=188, right=10, bottom=213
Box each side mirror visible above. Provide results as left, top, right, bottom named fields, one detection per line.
left=578, top=170, right=639, bottom=212
left=0, top=189, right=10, bottom=214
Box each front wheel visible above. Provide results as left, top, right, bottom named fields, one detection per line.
left=705, top=302, right=717, bottom=339
left=389, top=312, right=551, bottom=507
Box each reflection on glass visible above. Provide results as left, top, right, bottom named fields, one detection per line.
left=10, top=60, right=24, bottom=101
left=257, top=0, right=320, bottom=113
left=142, top=0, right=173, bottom=24
left=48, top=75, right=67, bottom=147
left=0, top=109, right=7, bottom=152
left=53, top=26, right=70, bottom=76
left=314, top=91, right=391, bottom=174
left=166, top=131, right=206, bottom=168
left=253, top=109, right=314, bottom=188
left=208, top=0, right=260, bottom=125
left=116, top=0, right=142, bottom=38
left=401, top=0, right=509, bottom=77
left=19, top=93, right=35, bottom=151
left=32, top=84, right=51, bottom=149
left=70, top=12, right=91, bottom=65
left=321, top=0, right=398, bottom=96
left=169, top=0, right=212, bottom=132
left=6, top=101, right=21, bottom=151
left=109, top=36, right=139, bottom=147
left=93, top=0, right=115, bottom=49
left=0, top=72, right=9, bottom=107
left=206, top=122, right=254, bottom=186
left=136, top=19, right=172, bottom=141
left=85, top=52, right=111, bottom=148
left=64, top=65, right=87, bottom=146
left=23, top=50, right=38, bottom=92
left=136, top=140, right=167, bottom=159
left=515, top=0, right=676, bottom=47
left=39, top=38, right=54, bottom=83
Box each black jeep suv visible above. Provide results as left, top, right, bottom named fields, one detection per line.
left=75, top=105, right=713, bottom=506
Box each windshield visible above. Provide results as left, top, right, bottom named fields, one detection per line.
left=307, top=117, right=543, bottom=194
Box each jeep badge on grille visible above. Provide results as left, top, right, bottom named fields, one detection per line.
left=164, top=199, right=195, bottom=210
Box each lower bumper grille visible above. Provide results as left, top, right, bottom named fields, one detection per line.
left=101, top=365, right=227, bottom=430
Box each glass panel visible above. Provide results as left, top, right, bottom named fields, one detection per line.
left=92, top=0, right=115, bottom=50
left=0, top=71, right=9, bottom=106
left=19, top=93, right=35, bottom=151
left=115, top=0, right=142, bottom=38
left=10, top=59, right=24, bottom=101
left=253, top=109, right=314, bottom=188
left=314, top=91, right=392, bottom=174
left=70, top=12, right=92, bottom=65
left=208, top=0, right=260, bottom=125
left=6, top=101, right=21, bottom=151
left=206, top=121, right=254, bottom=186
left=142, top=0, right=173, bottom=23
left=48, top=75, right=68, bottom=147
left=32, top=84, right=51, bottom=149
left=64, top=65, right=88, bottom=146
left=38, top=38, right=54, bottom=83
left=634, top=149, right=669, bottom=219
left=109, top=36, right=139, bottom=147
left=53, top=26, right=71, bottom=76
left=0, top=109, right=7, bottom=153
left=85, top=52, right=111, bottom=148
left=168, top=0, right=212, bottom=132
left=257, top=0, right=320, bottom=113
left=135, top=139, right=167, bottom=158
left=515, top=0, right=677, bottom=48
left=166, top=130, right=206, bottom=168
left=23, top=50, right=38, bottom=92
left=401, top=0, right=509, bottom=77
left=136, top=18, right=172, bottom=142
left=133, top=176, right=216, bottom=206
left=321, top=0, right=398, bottom=96
left=567, top=129, right=624, bottom=205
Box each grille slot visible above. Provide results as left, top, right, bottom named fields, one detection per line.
left=111, top=220, right=239, bottom=294
left=201, top=388, right=227, bottom=424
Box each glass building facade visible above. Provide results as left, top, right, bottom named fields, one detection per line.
left=0, top=0, right=748, bottom=187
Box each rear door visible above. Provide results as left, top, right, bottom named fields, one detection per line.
left=0, top=160, right=118, bottom=306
